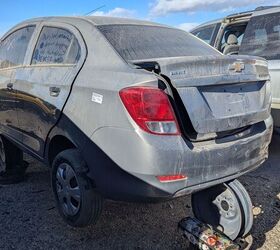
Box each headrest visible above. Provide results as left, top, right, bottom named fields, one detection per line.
left=227, top=34, right=238, bottom=45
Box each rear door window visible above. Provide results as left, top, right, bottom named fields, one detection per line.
left=0, top=26, right=35, bottom=69
left=239, top=12, right=280, bottom=60
left=191, top=24, right=217, bottom=44
left=32, top=27, right=81, bottom=65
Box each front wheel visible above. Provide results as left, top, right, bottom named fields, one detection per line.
left=51, top=149, right=103, bottom=227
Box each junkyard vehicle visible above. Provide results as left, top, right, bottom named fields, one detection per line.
left=0, top=17, right=273, bottom=240
left=191, top=6, right=280, bottom=128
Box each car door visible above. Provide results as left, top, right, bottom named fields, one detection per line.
left=0, top=26, right=35, bottom=141
left=238, top=8, right=280, bottom=127
left=12, top=22, right=87, bottom=157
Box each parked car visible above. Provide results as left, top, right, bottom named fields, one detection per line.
left=0, top=17, right=273, bottom=235
left=191, top=6, right=280, bottom=128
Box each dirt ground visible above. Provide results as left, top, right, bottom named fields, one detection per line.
left=0, top=134, right=279, bottom=250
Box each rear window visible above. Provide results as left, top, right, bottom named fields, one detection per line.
left=239, top=12, right=280, bottom=60
left=97, top=25, right=219, bottom=62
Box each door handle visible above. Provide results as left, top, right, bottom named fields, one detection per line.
left=49, top=87, right=61, bottom=97
left=7, top=83, right=13, bottom=91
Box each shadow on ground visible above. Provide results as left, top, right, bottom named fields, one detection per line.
left=0, top=135, right=279, bottom=249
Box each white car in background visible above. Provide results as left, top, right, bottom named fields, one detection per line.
left=191, top=6, right=280, bottom=128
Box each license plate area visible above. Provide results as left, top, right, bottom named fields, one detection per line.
left=198, top=81, right=265, bottom=118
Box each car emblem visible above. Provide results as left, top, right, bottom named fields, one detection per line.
left=229, top=62, right=245, bottom=73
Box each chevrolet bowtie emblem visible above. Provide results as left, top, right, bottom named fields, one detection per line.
left=229, top=62, right=245, bottom=73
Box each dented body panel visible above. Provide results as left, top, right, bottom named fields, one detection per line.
left=0, top=16, right=273, bottom=201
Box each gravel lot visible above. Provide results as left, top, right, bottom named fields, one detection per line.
left=0, top=134, right=279, bottom=250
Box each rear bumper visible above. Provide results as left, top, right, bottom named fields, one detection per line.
left=85, top=116, right=273, bottom=202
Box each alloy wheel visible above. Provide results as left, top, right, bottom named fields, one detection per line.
left=56, top=163, right=81, bottom=216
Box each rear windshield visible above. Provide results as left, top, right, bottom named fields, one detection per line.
left=97, top=25, right=219, bottom=62
left=239, top=12, right=280, bottom=60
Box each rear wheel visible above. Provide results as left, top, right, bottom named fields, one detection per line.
left=0, top=136, right=28, bottom=185
left=51, top=149, right=103, bottom=227
left=191, top=179, right=253, bottom=240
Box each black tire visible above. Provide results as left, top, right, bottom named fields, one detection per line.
left=51, top=149, right=103, bottom=227
left=0, top=135, right=27, bottom=185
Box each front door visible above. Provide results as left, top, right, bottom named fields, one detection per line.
left=0, top=26, right=35, bottom=141
left=12, top=22, right=86, bottom=156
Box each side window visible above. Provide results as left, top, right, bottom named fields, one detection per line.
left=219, top=24, right=248, bottom=51
left=32, top=27, right=81, bottom=65
left=191, top=24, right=216, bottom=44
left=239, top=12, right=280, bottom=60
left=0, top=26, right=35, bottom=69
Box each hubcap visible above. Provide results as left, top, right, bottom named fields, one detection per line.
left=0, top=137, right=6, bottom=173
left=56, top=163, right=81, bottom=216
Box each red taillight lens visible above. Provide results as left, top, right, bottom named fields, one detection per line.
left=157, top=175, right=187, bottom=183
left=119, top=87, right=180, bottom=135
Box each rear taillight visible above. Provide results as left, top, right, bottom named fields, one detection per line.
left=119, top=87, right=180, bottom=135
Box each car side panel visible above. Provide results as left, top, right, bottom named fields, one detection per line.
left=0, top=69, right=18, bottom=139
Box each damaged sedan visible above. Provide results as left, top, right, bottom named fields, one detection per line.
left=0, top=17, right=273, bottom=240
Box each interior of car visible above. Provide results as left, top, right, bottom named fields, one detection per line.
left=219, top=23, right=248, bottom=55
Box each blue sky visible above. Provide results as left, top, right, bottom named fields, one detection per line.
left=0, top=0, right=279, bottom=35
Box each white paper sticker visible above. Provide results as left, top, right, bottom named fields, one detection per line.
left=91, top=92, right=103, bottom=104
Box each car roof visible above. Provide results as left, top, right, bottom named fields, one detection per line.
left=191, top=18, right=223, bottom=31
left=18, top=16, right=169, bottom=27
left=191, top=5, right=280, bottom=31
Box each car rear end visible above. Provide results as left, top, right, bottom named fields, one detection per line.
left=89, top=23, right=273, bottom=201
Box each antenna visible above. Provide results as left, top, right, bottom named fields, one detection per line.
left=84, top=5, right=106, bottom=16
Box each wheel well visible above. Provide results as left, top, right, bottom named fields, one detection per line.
left=48, top=135, right=76, bottom=166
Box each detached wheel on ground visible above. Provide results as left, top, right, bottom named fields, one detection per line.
left=0, top=135, right=28, bottom=185
left=51, top=149, right=103, bottom=227
left=191, top=179, right=253, bottom=241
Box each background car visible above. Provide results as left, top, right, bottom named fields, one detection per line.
left=191, top=6, right=280, bottom=129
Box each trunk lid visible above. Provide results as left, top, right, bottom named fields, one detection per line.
left=135, top=55, right=271, bottom=135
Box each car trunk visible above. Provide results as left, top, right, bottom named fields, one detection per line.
left=134, top=55, right=271, bottom=139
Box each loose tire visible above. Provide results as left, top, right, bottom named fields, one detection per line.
left=192, top=179, right=253, bottom=241
left=51, top=149, right=103, bottom=227
left=0, top=135, right=27, bottom=184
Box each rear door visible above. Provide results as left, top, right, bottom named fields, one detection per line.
left=0, top=26, right=35, bottom=141
left=12, top=22, right=87, bottom=156
left=239, top=7, right=280, bottom=126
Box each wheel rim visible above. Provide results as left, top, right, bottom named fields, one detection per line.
left=55, top=163, right=81, bottom=216
left=192, top=183, right=243, bottom=240
left=228, top=180, right=253, bottom=237
left=0, top=137, right=6, bottom=173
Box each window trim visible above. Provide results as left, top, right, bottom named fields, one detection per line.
left=30, top=25, right=82, bottom=66
left=0, top=25, right=36, bottom=70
